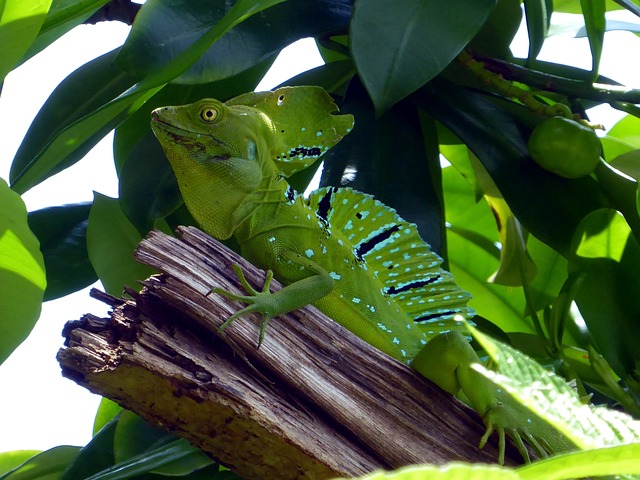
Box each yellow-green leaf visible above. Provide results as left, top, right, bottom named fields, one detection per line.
left=0, top=178, right=46, bottom=365
left=0, top=0, right=52, bottom=81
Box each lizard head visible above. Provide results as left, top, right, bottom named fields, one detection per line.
left=151, top=98, right=274, bottom=239
left=151, top=87, right=354, bottom=240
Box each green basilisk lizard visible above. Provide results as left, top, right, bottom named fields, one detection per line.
left=150, top=86, right=565, bottom=463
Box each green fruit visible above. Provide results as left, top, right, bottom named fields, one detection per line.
left=528, top=117, right=601, bottom=178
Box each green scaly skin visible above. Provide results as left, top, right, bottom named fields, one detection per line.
left=150, top=86, right=568, bottom=464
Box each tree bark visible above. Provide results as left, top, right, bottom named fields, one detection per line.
left=58, top=227, right=517, bottom=480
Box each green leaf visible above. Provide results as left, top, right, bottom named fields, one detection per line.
left=443, top=167, right=534, bottom=333
left=0, top=178, right=46, bottom=365
left=526, top=235, right=568, bottom=313
left=113, top=410, right=215, bottom=476
left=118, top=0, right=287, bottom=92
left=0, top=446, right=79, bottom=480
left=350, top=0, right=495, bottom=112
left=28, top=202, right=96, bottom=301
left=523, top=0, right=551, bottom=64
left=347, top=463, right=519, bottom=480
left=9, top=49, right=138, bottom=194
left=93, top=398, right=122, bottom=436
left=86, top=193, right=155, bottom=296
left=22, top=0, right=110, bottom=62
left=0, top=0, right=52, bottom=81
left=112, top=412, right=213, bottom=476
left=550, top=0, right=582, bottom=13
left=569, top=208, right=640, bottom=379
left=580, top=0, right=606, bottom=76
left=607, top=113, right=640, bottom=149
left=468, top=0, right=522, bottom=59
left=116, top=0, right=351, bottom=84
left=113, top=411, right=181, bottom=459
left=0, top=451, right=40, bottom=477
left=518, top=443, right=640, bottom=480
left=325, top=443, right=640, bottom=479
left=11, top=0, right=283, bottom=195
left=84, top=439, right=203, bottom=480
left=60, top=415, right=117, bottom=480
left=286, top=60, right=356, bottom=98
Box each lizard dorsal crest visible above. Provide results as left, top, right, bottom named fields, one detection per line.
left=307, top=186, right=474, bottom=339
left=228, top=86, right=354, bottom=177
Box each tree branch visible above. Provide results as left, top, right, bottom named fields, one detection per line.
left=58, top=227, right=518, bottom=479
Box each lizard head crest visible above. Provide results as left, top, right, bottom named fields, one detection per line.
left=227, top=86, right=354, bottom=176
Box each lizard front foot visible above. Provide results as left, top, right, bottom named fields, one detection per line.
left=208, top=264, right=276, bottom=347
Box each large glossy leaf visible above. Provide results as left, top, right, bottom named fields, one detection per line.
left=518, top=444, right=640, bottom=480
left=0, top=446, right=79, bottom=480
left=607, top=114, right=640, bottom=149
left=0, top=451, right=40, bottom=477
left=116, top=0, right=351, bottom=84
left=11, top=0, right=284, bottom=195
left=523, top=0, right=551, bottom=64
left=350, top=0, right=495, bottom=112
left=348, top=463, right=518, bottom=480
left=593, top=161, right=640, bottom=246
left=320, top=77, right=445, bottom=254
left=468, top=0, right=522, bottom=59
left=82, top=439, right=206, bottom=480
left=419, top=79, right=612, bottom=257
left=526, top=235, right=568, bottom=312
left=27, top=202, right=96, bottom=300
left=22, top=0, right=110, bottom=63
left=113, top=411, right=174, bottom=463
left=286, top=60, right=356, bottom=99
left=347, top=447, right=640, bottom=479
left=580, top=0, right=606, bottom=76
left=116, top=58, right=275, bottom=233
left=93, top=398, right=122, bottom=436
left=113, top=411, right=214, bottom=476
left=86, top=193, right=155, bottom=296
left=9, top=49, right=138, bottom=194
left=60, top=415, right=117, bottom=480
left=442, top=166, right=534, bottom=333
left=552, top=0, right=628, bottom=14
left=0, top=0, right=52, bottom=81
left=0, top=179, right=46, bottom=365
left=569, top=208, right=640, bottom=380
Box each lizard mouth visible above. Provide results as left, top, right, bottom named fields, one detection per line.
left=151, top=111, right=227, bottom=148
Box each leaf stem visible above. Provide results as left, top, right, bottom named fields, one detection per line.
left=479, top=57, right=640, bottom=105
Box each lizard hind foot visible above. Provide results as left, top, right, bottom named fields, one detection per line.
left=479, top=402, right=550, bottom=465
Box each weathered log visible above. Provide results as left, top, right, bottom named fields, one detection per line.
left=58, top=227, right=516, bottom=480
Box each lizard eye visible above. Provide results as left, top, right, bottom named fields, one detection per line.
left=199, top=107, right=218, bottom=122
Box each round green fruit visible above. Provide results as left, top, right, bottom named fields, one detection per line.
left=528, top=116, right=601, bottom=178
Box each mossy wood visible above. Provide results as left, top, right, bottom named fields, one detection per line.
left=58, top=227, right=517, bottom=480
